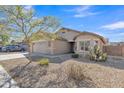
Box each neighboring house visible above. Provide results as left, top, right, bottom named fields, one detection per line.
left=109, top=42, right=124, bottom=46
left=32, top=27, right=108, bottom=55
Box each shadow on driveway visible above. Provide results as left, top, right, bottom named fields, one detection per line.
left=29, top=53, right=124, bottom=70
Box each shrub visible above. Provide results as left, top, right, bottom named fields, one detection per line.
left=60, top=61, right=86, bottom=80
left=89, top=45, right=107, bottom=62
left=38, top=58, right=49, bottom=66
left=71, top=54, right=79, bottom=58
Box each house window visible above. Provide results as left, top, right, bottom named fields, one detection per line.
left=85, top=41, right=90, bottom=51
left=79, top=41, right=91, bottom=51
left=90, top=40, right=99, bottom=47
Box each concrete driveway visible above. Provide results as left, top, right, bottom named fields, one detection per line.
left=0, top=52, right=28, bottom=61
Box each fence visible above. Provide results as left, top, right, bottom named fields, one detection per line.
left=103, top=45, right=124, bottom=57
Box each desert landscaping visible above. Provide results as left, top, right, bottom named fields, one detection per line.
left=1, top=5, right=124, bottom=88
left=0, top=55, right=124, bottom=88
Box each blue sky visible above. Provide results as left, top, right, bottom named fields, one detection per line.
left=28, top=5, right=124, bottom=42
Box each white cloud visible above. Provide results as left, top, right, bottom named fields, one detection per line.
left=65, top=6, right=91, bottom=12
left=117, top=32, right=124, bottom=36
left=74, top=6, right=91, bottom=12
left=74, top=12, right=98, bottom=18
left=65, top=6, right=99, bottom=18
left=101, top=21, right=124, bottom=30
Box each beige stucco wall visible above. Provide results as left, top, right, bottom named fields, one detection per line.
left=103, top=45, right=124, bottom=57
left=32, top=40, right=71, bottom=55
left=75, top=34, right=104, bottom=45
left=52, top=40, right=71, bottom=54
left=32, top=41, right=51, bottom=54
left=32, top=32, right=105, bottom=55
left=74, top=34, right=104, bottom=53
left=57, top=29, right=80, bottom=42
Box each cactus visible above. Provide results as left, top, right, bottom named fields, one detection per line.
left=89, top=45, right=107, bottom=62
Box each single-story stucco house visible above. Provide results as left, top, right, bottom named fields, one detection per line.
left=32, top=27, right=108, bottom=55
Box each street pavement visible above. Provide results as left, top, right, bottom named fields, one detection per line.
left=0, top=52, right=28, bottom=61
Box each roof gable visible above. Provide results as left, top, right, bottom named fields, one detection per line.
left=56, top=27, right=81, bottom=34
left=56, top=27, right=108, bottom=44
left=74, top=32, right=107, bottom=44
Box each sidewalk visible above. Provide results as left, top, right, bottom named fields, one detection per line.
left=0, top=65, right=18, bottom=88
left=0, top=52, right=28, bottom=61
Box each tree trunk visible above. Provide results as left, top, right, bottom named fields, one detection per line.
left=27, top=43, right=32, bottom=63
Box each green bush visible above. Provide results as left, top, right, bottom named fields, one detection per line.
left=38, top=58, right=49, bottom=66
left=89, top=45, right=107, bottom=62
left=71, top=54, right=79, bottom=58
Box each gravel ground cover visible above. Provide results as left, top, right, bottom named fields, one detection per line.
left=0, top=57, right=124, bottom=88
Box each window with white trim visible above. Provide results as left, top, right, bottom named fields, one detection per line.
left=78, top=40, right=97, bottom=51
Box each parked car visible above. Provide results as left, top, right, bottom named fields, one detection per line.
left=1, top=46, right=6, bottom=52
left=0, top=46, right=2, bottom=52
left=2, top=45, right=26, bottom=52
left=18, top=44, right=28, bottom=51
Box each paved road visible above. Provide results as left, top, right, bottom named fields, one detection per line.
left=0, top=52, right=28, bottom=61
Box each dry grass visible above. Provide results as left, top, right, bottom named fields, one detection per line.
left=0, top=58, right=94, bottom=87
left=60, top=61, right=88, bottom=80
left=66, top=60, right=124, bottom=88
